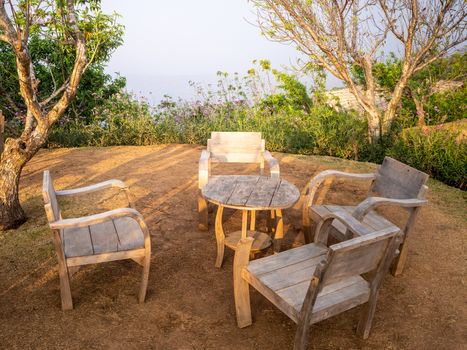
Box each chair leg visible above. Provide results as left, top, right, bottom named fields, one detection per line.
left=234, top=237, right=254, bottom=328
left=356, top=290, right=379, bottom=339
left=293, top=324, right=312, bottom=350
left=302, top=213, right=313, bottom=244
left=138, top=252, right=151, bottom=303
left=198, top=193, right=209, bottom=231
left=391, top=238, right=409, bottom=276
left=293, top=263, right=326, bottom=350
left=58, top=263, right=73, bottom=310
left=215, top=205, right=225, bottom=268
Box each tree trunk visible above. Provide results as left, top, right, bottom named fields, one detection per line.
left=366, top=108, right=381, bottom=144
left=0, top=133, right=44, bottom=230
left=413, top=96, right=426, bottom=126
left=0, top=140, right=29, bottom=229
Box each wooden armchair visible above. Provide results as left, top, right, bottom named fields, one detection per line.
left=42, top=170, right=151, bottom=310
left=303, top=156, right=428, bottom=276
left=198, top=132, right=280, bottom=230
left=233, top=212, right=402, bottom=350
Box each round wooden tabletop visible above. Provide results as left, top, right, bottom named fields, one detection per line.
left=202, top=175, right=300, bottom=210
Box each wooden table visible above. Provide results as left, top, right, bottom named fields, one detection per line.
left=201, top=175, right=300, bottom=268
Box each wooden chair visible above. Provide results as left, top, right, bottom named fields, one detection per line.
left=42, top=170, right=151, bottom=310
left=303, top=156, right=428, bottom=276
left=233, top=211, right=402, bottom=350
left=198, top=132, right=280, bottom=230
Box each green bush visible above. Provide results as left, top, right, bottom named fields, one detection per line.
left=389, top=126, right=466, bottom=189
left=47, top=91, right=368, bottom=160
left=41, top=59, right=467, bottom=190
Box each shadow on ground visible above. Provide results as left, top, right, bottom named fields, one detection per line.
left=0, top=144, right=465, bottom=350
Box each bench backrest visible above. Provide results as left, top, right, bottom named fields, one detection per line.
left=42, top=170, right=60, bottom=223
left=207, top=132, right=265, bottom=163
left=320, top=227, right=400, bottom=287
left=371, top=157, right=429, bottom=199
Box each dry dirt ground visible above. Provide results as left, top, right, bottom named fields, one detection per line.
left=0, top=144, right=465, bottom=350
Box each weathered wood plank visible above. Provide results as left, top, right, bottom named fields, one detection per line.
left=63, top=226, right=94, bottom=258
left=227, top=176, right=261, bottom=206
left=311, top=205, right=398, bottom=239
left=247, top=244, right=328, bottom=276
left=257, top=255, right=325, bottom=291
left=202, top=175, right=238, bottom=204
left=66, top=248, right=146, bottom=267
left=246, top=177, right=281, bottom=207
left=209, top=131, right=263, bottom=149
left=371, top=157, right=429, bottom=199
left=89, top=220, right=119, bottom=254
left=322, top=229, right=396, bottom=286
left=113, top=217, right=145, bottom=251
left=243, top=268, right=300, bottom=323
left=209, top=152, right=263, bottom=163
left=307, top=280, right=370, bottom=324
left=270, top=180, right=300, bottom=208
left=224, top=230, right=272, bottom=252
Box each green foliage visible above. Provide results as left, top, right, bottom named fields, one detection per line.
left=260, top=70, right=312, bottom=113
left=351, top=52, right=466, bottom=128
left=351, top=52, right=402, bottom=92
left=0, top=1, right=125, bottom=122
left=389, top=127, right=466, bottom=190
left=47, top=90, right=368, bottom=161
left=43, top=60, right=466, bottom=190
left=422, top=86, right=467, bottom=125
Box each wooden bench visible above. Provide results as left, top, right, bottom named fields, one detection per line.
left=303, top=156, right=428, bottom=275
left=42, top=170, right=151, bottom=310
left=198, top=132, right=280, bottom=230
left=233, top=211, right=402, bottom=349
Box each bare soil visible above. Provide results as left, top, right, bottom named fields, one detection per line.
left=0, top=144, right=465, bottom=350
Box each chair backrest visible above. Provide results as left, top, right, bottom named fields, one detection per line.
left=207, top=132, right=265, bottom=163
left=42, top=170, right=60, bottom=223
left=320, top=227, right=400, bottom=287
left=371, top=157, right=429, bottom=199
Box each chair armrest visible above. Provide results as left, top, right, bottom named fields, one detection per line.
left=55, top=179, right=127, bottom=196
left=352, top=197, right=428, bottom=221
left=56, top=179, right=134, bottom=208
left=314, top=210, right=375, bottom=244
left=304, top=170, right=376, bottom=209
left=49, top=207, right=143, bottom=229
left=199, top=150, right=211, bottom=189
left=263, top=150, right=280, bottom=179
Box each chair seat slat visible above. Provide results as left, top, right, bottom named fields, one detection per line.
left=89, top=220, right=119, bottom=254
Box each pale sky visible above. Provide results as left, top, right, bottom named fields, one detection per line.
left=101, top=0, right=343, bottom=104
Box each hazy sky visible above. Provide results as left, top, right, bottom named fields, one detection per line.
left=101, top=0, right=343, bottom=104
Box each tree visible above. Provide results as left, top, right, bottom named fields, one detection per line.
left=352, top=52, right=466, bottom=126
left=251, top=0, right=467, bottom=142
left=0, top=0, right=123, bottom=230
left=0, top=35, right=125, bottom=124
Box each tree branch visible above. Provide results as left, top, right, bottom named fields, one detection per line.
left=39, top=78, right=69, bottom=107
left=45, top=0, right=88, bottom=125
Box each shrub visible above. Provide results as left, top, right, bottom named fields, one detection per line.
left=389, top=126, right=466, bottom=189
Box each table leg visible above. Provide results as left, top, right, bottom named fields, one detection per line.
left=241, top=209, right=248, bottom=240
left=274, top=209, right=284, bottom=253
left=250, top=210, right=256, bottom=231
left=267, top=210, right=276, bottom=233
left=241, top=210, right=256, bottom=259
left=215, top=205, right=225, bottom=268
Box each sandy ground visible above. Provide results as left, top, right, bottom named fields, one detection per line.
left=0, top=144, right=465, bottom=350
